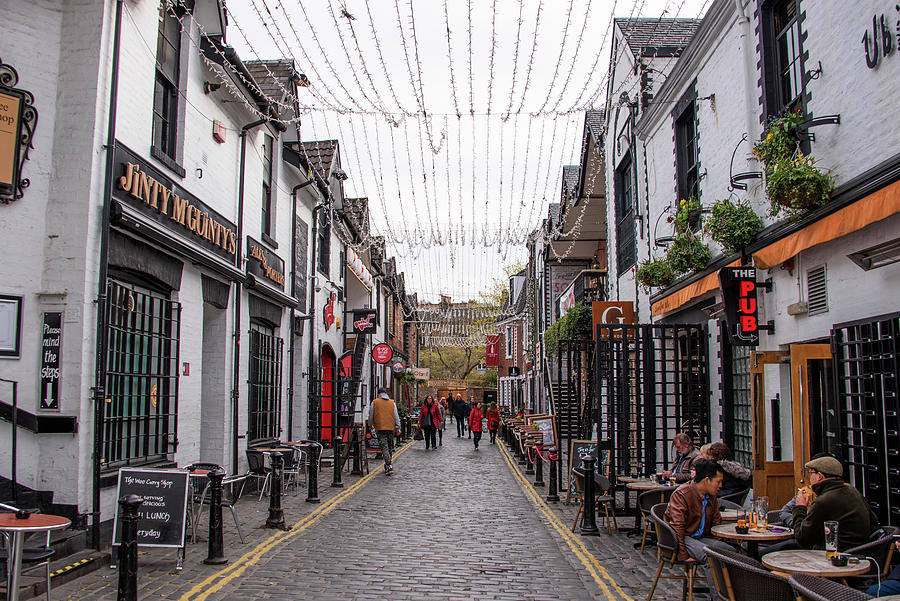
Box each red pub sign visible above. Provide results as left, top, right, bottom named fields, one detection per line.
left=719, top=266, right=760, bottom=346
left=485, top=335, right=500, bottom=367
left=372, top=343, right=393, bottom=364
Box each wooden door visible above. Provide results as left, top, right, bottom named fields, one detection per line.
left=751, top=350, right=794, bottom=507
left=789, top=344, right=832, bottom=488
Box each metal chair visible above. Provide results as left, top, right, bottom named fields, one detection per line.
left=185, top=463, right=246, bottom=544
left=273, top=446, right=304, bottom=496
left=788, top=573, right=873, bottom=601
left=638, top=488, right=675, bottom=554
left=646, top=503, right=697, bottom=601
left=570, top=470, right=618, bottom=534
left=705, top=546, right=794, bottom=601
left=245, top=449, right=272, bottom=501
left=0, top=504, right=54, bottom=601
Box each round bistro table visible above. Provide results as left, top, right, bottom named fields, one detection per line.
left=711, top=523, right=794, bottom=559
left=761, top=549, right=871, bottom=578
left=0, top=513, right=71, bottom=601
left=626, top=481, right=675, bottom=491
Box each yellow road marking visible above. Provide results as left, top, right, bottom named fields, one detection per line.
left=179, top=440, right=415, bottom=601
left=498, top=441, right=635, bottom=601
left=52, top=557, right=93, bottom=577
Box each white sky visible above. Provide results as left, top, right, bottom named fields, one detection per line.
left=226, top=0, right=710, bottom=302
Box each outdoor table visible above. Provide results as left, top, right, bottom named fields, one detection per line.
left=0, top=512, right=70, bottom=601
left=712, top=523, right=794, bottom=560
left=761, top=549, right=871, bottom=578
left=869, top=596, right=900, bottom=600
left=625, top=481, right=674, bottom=534
left=618, top=475, right=644, bottom=484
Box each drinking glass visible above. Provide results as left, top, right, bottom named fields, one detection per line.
left=756, top=496, right=769, bottom=530
left=747, top=500, right=757, bottom=529
left=824, top=521, right=839, bottom=558
left=735, top=510, right=749, bottom=534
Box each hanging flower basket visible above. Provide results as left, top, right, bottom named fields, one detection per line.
left=753, top=109, right=804, bottom=165
left=704, top=198, right=764, bottom=255
left=636, top=257, right=674, bottom=290
left=765, top=155, right=833, bottom=217
left=673, top=198, right=702, bottom=234
left=667, top=234, right=712, bottom=275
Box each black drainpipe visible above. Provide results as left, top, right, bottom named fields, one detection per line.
left=287, top=179, right=315, bottom=440
left=231, top=118, right=267, bottom=474
left=307, top=200, right=328, bottom=438
left=91, top=0, right=124, bottom=551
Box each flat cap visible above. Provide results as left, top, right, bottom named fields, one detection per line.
left=805, top=456, right=843, bottom=477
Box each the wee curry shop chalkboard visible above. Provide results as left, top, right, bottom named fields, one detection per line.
left=112, top=468, right=190, bottom=548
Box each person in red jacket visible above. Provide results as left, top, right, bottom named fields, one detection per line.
left=468, top=401, right=485, bottom=450
left=418, top=395, right=442, bottom=450
left=486, top=402, right=500, bottom=444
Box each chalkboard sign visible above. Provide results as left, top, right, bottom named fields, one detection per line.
left=112, top=468, right=190, bottom=548
left=531, top=415, right=557, bottom=449
left=569, top=440, right=600, bottom=474
left=294, top=218, right=309, bottom=312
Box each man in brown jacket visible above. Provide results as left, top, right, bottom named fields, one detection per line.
left=665, top=459, right=732, bottom=595
left=367, top=388, right=401, bottom=475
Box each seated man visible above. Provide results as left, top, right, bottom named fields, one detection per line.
left=661, top=433, right=700, bottom=483
left=792, top=455, right=879, bottom=551
left=665, top=459, right=733, bottom=593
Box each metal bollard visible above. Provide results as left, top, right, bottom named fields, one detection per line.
left=265, top=451, right=287, bottom=529
left=306, top=444, right=321, bottom=504
left=525, top=446, right=535, bottom=475
left=116, top=494, right=143, bottom=601
left=546, top=453, right=560, bottom=503
left=517, top=440, right=527, bottom=466
left=534, top=450, right=545, bottom=487
left=331, top=436, right=344, bottom=488
left=204, top=468, right=227, bottom=565
left=580, top=455, right=599, bottom=535
left=351, top=429, right=363, bottom=475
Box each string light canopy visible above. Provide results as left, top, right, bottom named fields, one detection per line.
left=214, top=0, right=711, bottom=301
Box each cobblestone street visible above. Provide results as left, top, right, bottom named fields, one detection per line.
left=53, top=434, right=684, bottom=601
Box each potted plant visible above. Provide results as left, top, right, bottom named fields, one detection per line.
left=636, top=257, right=674, bottom=290
left=704, top=198, right=764, bottom=254
left=672, top=197, right=702, bottom=234
left=765, top=155, right=833, bottom=216
left=666, top=233, right=712, bottom=275
left=752, top=109, right=804, bottom=165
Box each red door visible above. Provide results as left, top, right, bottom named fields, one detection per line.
left=321, top=348, right=335, bottom=442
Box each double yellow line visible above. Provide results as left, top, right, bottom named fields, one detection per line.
left=498, top=441, right=635, bottom=601
left=179, top=440, right=414, bottom=601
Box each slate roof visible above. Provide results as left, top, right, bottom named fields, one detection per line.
left=561, top=165, right=580, bottom=202
left=297, top=140, right=338, bottom=180
left=584, top=110, right=605, bottom=142
left=616, top=18, right=701, bottom=56
left=341, top=197, right=370, bottom=240
left=244, top=59, right=300, bottom=121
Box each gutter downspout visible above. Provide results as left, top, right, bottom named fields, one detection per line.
left=288, top=180, right=315, bottom=440
left=91, top=0, right=124, bottom=551
left=231, top=118, right=267, bottom=474
left=307, top=199, right=328, bottom=439
left=735, top=0, right=759, bottom=167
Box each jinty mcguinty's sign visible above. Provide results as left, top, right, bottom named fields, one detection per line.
left=113, top=143, right=237, bottom=262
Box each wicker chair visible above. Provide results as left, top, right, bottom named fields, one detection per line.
left=719, top=489, right=750, bottom=506
left=767, top=510, right=784, bottom=526
left=717, top=499, right=742, bottom=511
left=647, top=503, right=697, bottom=601
left=704, top=546, right=794, bottom=601
left=788, top=574, right=873, bottom=601
left=638, top=487, right=676, bottom=554
left=570, top=469, right=618, bottom=534
left=845, top=525, right=899, bottom=578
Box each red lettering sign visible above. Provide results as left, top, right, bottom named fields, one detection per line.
left=485, top=335, right=500, bottom=367
left=372, top=343, right=393, bottom=364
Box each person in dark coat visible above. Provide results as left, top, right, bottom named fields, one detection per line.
left=452, top=394, right=467, bottom=437
left=702, top=442, right=751, bottom=498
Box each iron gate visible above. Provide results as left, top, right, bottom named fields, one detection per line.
left=554, top=339, right=595, bottom=454
left=594, top=323, right=710, bottom=480
left=832, top=311, right=900, bottom=526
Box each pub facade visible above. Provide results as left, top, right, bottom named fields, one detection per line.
left=599, top=0, right=900, bottom=522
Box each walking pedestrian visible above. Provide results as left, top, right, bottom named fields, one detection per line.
left=418, top=395, right=441, bottom=450
left=367, top=388, right=401, bottom=475
left=466, top=398, right=473, bottom=439
left=486, top=402, right=500, bottom=444
left=437, top=399, right=446, bottom=446
left=440, top=397, right=449, bottom=424
left=469, top=401, right=484, bottom=450
left=452, top=393, right=467, bottom=437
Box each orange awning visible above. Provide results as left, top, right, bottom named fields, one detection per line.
left=753, top=178, right=900, bottom=269
left=652, top=259, right=741, bottom=317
